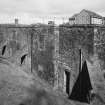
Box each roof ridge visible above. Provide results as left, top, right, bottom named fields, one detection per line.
left=81, top=9, right=103, bottom=18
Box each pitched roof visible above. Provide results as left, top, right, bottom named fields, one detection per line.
left=70, top=9, right=103, bottom=19
left=81, top=9, right=103, bottom=18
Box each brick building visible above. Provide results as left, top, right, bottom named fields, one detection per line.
left=69, top=9, right=104, bottom=25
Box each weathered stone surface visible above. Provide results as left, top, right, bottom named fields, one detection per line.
left=58, top=25, right=94, bottom=93
left=94, top=27, right=105, bottom=70
left=31, top=25, right=55, bottom=86
left=1, top=23, right=105, bottom=98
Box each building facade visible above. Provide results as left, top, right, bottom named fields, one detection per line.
left=69, top=9, right=104, bottom=25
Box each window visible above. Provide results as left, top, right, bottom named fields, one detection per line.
left=91, top=17, right=103, bottom=24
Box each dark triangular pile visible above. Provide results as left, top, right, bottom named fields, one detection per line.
left=69, top=61, right=92, bottom=103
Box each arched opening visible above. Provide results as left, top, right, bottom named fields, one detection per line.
left=21, top=54, right=28, bottom=65
left=64, top=70, right=70, bottom=95
left=2, top=45, right=6, bottom=56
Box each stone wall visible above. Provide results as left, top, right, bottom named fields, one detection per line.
left=1, top=23, right=105, bottom=95
left=58, top=25, right=94, bottom=94
left=0, top=25, right=31, bottom=69
left=0, top=24, right=57, bottom=86
left=31, top=25, right=55, bottom=86
left=94, top=27, right=105, bottom=70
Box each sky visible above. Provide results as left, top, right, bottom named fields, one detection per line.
left=0, top=0, right=105, bottom=24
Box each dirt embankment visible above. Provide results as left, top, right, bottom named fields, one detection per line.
left=0, top=57, right=105, bottom=105
left=0, top=57, right=74, bottom=105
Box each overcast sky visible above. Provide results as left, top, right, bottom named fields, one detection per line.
left=0, top=0, right=105, bottom=24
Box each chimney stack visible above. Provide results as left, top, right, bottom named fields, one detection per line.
left=15, top=18, right=18, bottom=25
